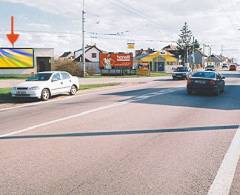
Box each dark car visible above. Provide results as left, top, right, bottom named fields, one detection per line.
left=187, top=71, right=225, bottom=96
left=172, top=67, right=192, bottom=80
left=229, top=64, right=237, bottom=71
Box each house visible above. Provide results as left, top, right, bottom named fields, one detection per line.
left=207, top=55, right=222, bottom=67
left=59, top=51, right=74, bottom=60
left=162, top=44, right=180, bottom=58
left=74, top=44, right=103, bottom=63
left=135, top=48, right=156, bottom=57
left=58, top=45, right=103, bottom=74
left=217, top=55, right=233, bottom=64
left=138, top=51, right=178, bottom=72
left=188, top=49, right=208, bottom=68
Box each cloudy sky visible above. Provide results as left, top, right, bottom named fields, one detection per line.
left=0, top=0, right=240, bottom=61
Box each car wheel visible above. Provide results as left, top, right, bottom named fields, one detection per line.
left=41, top=88, right=50, bottom=101
left=187, top=89, right=192, bottom=95
left=221, top=86, right=225, bottom=93
left=70, top=85, right=77, bottom=95
left=214, top=87, right=220, bottom=96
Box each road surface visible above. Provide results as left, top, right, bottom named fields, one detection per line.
left=0, top=72, right=240, bottom=195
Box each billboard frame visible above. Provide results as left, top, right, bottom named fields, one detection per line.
left=99, top=52, right=133, bottom=70
left=0, top=48, right=35, bottom=69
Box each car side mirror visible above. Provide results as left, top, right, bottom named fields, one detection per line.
left=222, top=76, right=226, bottom=80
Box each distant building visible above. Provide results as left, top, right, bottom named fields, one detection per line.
left=207, top=55, right=222, bottom=67
left=138, top=51, right=178, bottom=72
left=135, top=48, right=156, bottom=57
left=188, top=49, right=208, bottom=68
left=162, top=44, right=180, bottom=58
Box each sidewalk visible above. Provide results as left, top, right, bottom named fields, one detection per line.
left=0, top=76, right=171, bottom=88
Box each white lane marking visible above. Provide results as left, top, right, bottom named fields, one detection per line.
left=0, top=89, right=177, bottom=138
left=208, top=126, right=240, bottom=195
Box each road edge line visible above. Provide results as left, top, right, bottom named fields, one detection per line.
left=208, top=125, right=240, bottom=195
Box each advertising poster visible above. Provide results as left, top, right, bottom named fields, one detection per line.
left=0, top=48, right=34, bottom=69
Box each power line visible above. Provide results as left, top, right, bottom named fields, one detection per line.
left=109, top=0, right=162, bottom=31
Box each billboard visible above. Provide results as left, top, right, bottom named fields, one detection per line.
left=0, top=48, right=34, bottom=69
left=99, top=53, right=133, bottom=69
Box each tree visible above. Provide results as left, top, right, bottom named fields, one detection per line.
left=177, top=22, right=193, bottom=64
left=193, top=39, right=200, bottom=49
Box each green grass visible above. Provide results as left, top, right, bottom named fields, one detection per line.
left=0, top=88, right=11, bottom=100
left=150, top=72, right=171, bottom=77
left=80, top=83, right=120, bottom=90
left=85, top=75, right=140, bottom=78
left=0, top=88, right=11, bottom=94
left=85, top=72, right=170, bottom=78
left=0, top=76, right=27, bottom=80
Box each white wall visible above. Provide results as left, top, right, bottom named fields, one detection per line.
left=85, top=47, right=100, bottom=62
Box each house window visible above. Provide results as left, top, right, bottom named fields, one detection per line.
left=92, top=53, right=97, bottom=58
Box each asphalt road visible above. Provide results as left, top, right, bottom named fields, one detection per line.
left=0, top=72, right=240, bottom=195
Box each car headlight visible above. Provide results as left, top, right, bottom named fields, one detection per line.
left=29, top=86, right=40, bottom=90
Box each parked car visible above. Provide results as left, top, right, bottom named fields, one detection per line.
left=11, top=71, right=79, bottom=101
left=205, top=65, right=216, bottom=71
left=172, top=66, right=192, bottom=80
left=187, top=71, right=225, bottom=96
left=229, top=64, right=237, bottom=71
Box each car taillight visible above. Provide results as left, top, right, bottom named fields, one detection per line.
left=209, top=80, right=216, bottom=85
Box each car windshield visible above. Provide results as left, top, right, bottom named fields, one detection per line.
left=192, top=72, right=216, bottom=79
left=26, top=73, right=52, bottom=81
left=176, top=67, right=188, bottom=72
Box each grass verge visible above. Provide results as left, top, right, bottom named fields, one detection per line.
left=85, top=72, right=170, bottom=78
left=0, top=88, right=11, bottom=100
left=80, top=83, right=120, bottom=90
left=0, top=76, right=27, bottom=80
left=150, top=72, right=171, bottom=77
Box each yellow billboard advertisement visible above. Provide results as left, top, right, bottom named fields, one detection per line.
left=0, top=48, right=34, bottom=69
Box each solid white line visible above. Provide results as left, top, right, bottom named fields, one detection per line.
left=208, top=126, right=240, bottom=195
left=0, top=89, right=176, bottom=138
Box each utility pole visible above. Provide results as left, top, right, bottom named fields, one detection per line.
left=82, top=0, right=86, bottom=77
left=220, top=45, right=224, bottom=56
left=192, top=36, right=195, bottom=69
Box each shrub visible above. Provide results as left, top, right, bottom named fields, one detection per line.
left=53, top=59, right=82, bottom=77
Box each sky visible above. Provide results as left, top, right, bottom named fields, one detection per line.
left=0, top=0, right=240, bottom=61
